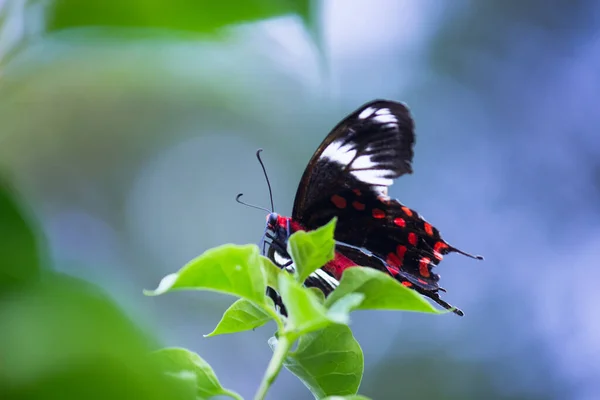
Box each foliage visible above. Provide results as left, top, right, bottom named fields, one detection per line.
left=46, top=0, right=312, bottom=35
left=0, top=177, right=43, bottom=291
left=1, top=3, right=444, bottom=399
left=0, top=179, right=189, bottom=400
left=0, top=0, right=318, bottom=68
left=0, top=171, right=442, bottom=400
left=147, top=218, right=443, bottom=399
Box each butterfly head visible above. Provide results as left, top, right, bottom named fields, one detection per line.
left=264, top=212, right=285, bottom=247
left=265, top=213, right=291, bottom=244
left=266, top=213, right=303, bottom=235
left=264, top=213, right=306, bottom=253
left=266, top=212, right=279, bottom=230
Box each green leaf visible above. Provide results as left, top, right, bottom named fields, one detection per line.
left=308, top=287, right=326, bottom=303
left=260, top=256, right=283, bottom=291
left=145, top=244, right=267, bottom=305
left=0, top=177, right=45, bottom=290
left=283, top=324, right=364, bottom=399
left=324, top=267, right=442, bottom=314
left=277, top=267, right=361, bottom=335
left=205, top=298, right=273, bottom=337
left=288, top=217, right=336, bottom=283
left=47, top=0, right=313, bottom=35
left=278, top=273, right=333, bottom=335
left=152, top=347, right=242, bottom=400
left=322, top=396, right=371, bottom=400
left=326, top=293, right=364, bottom=321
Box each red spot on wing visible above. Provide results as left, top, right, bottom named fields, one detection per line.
left=417, top=278, right=428, bottom=285
left=393, top=218, right=406, bottom=227
left=386, top=252, right=401, bottom=268
left=331, top=194, right=347, bottom=209
left=396, top=245, right=407, bottom=261
left=353, top=189, right=362, bottom=196
left=402, top=281, right=412, bottom=287
left=386, top=265, right=400, bottom=276
left=424, top=222, right=433, bottom=236
left=372, top=208, right=385, bottom=219
left=419, top=257, right=431, bottom=278
left=408, top=232, right=418, bottom=246
left=324, top=251, right=356, bottom=279
left=401, top=206, right=413, bottom=217
left=387, top=245, right=407, bottom=273
left=385, top=244, right=406, bottom=273
left=434, top=241, right=448, bottom=252
left=433, top=241, right=448, bottom=259
left=352, top=201, right=366, bottom=211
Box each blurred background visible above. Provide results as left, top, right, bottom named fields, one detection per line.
left=1, top=0, right=599, bottom=399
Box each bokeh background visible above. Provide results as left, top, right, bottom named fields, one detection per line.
left=1, top=1, right=599, bottom=399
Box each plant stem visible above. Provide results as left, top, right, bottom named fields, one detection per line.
left=264, top=305, right=286, bottom=332
left=253, top=334, right=294, bottom=400
left=223, top=389, right=244, bottom=400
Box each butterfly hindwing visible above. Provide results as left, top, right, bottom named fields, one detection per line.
left=332, top=242, right=462, bottom=315
left=306, top=185, right=452, bottom=290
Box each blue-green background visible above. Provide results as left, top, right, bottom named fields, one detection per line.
left=1, top=1, right=599, bottom=399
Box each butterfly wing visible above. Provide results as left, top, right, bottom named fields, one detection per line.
left=292, top=99, right=415, bottom=222
left=291, top=99, right=480, bottom=315
left=332, top=241, right=462, bottom=315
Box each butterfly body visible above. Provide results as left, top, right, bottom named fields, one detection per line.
left=265, top=214, right=356, bottom=289
left=261, top=100, right=482, bottom=316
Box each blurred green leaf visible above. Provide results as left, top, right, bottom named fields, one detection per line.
left=0, top=274, right=183, bottom=400
left=151, top=348, right=242, bottom=400
left=46, top=0, right=313, bottom=35
left=324, top=267, right=442, bottom=314
left=283, top=324, right=364, bottom=399
left=0, top=177, right=44, bottom=291
left=145, top=244, right=267, bottom=305
left=288, top=217, right=336, bottom=284
left=205, top=298, right=273, bottom=337
left=322, top=396, right=371, bottom=400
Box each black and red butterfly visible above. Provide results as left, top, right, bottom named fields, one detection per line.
left=244, top=99, right=482, bottom=316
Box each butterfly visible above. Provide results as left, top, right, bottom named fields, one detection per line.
left=249, top=99, right=482, bottom=316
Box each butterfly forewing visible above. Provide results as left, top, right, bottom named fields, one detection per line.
left=292, top=100, right=415, bottom=222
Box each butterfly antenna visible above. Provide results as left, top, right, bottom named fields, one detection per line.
left=256, top=149, right=275, bottom=212
left=235, top=193, right=271, bottom=213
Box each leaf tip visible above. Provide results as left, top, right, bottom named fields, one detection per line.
left=144, top=273, right=178, bottom=296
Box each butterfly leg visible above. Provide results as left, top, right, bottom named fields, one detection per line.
left=263, top=234, right=291, bottom=316
left=266, top=286, right=288, bottom=317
